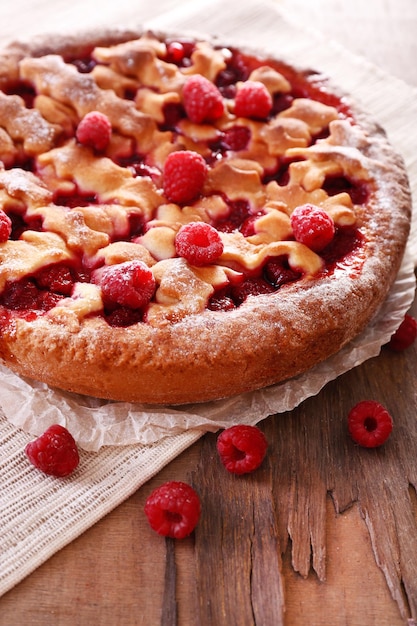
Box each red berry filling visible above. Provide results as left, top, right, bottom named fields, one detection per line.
left=175, top=222, right=224, bottom=266
left=3, top=80, right=36, bottom=108
left=387, top=313, right=417, bottom=351
left=221, top=126, right=251, bottom=151
left=215, top=199, right=254, bottom=233
left=0, top=263, right=80, bottom=314
left=0, top=37, right=368, bottom=330
left=36, top=264, right=77, bottom=295
left=347, top=400, right=393, bottom=448
left=25, top=424, right=80, bottom=477
left=144, top=481, right=201, bottom=539
left=264, top=256, right=302, bottom=287
left=231, top=277, right=275, bottom=305
left=217, top=424, right=268, bottom=474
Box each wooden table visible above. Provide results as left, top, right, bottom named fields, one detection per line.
left=0, top=0, right=416, bottom=624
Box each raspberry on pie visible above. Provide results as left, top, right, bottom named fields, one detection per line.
left=0, top=29, right=411, bottom=404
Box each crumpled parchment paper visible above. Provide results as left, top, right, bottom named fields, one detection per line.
left=0, top=245, right=414, bottom=451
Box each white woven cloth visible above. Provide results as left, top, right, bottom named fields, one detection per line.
left=1, top=0, right=417, bottom=596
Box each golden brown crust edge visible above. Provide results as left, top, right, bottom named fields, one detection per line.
left=0, top=28, right=412, bottom=405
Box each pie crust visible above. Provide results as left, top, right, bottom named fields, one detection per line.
left=0, top=28, right=411, bottom=404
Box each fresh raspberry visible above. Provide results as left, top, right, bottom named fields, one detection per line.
left=290, top=203, right=335, bottom=252
left=25, top=424, right=80, bottom=477
left=347, top=400, right=393, bottom=448
left=144, top=481, right=201, bottom=539
left=182, top=74, right=224, bottom=123
left=76, top=111, right=112, bottom=151
left=0, top=210, right=12, bottom=243
left=163, top=150, right=208, bottom=205
left=234, top=81, right=273, bottom=119
left=175, top=222, right=223, bottom=266
left=92, top=260, right=156, bottom=309
left=231, top=277, right=275, bottom=305
left=217, top=424, right=268, bottom=474
left=386, top=313, right=417, bottom=351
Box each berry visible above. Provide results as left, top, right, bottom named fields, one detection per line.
left=144, top=481, right=201, bottom=539
left=76, top=111, right=112, bottom=151
left=38, top=291, right=64, bottom=311
left=182, top=74, right=224, bottom=124
left=166, top=41, right=186, bottom=64
left=221, top=125, right=251, bottom=151
left=92, top=260, right=156, bottom=309
left=35, top=264, right=75, bottom=295
left=231, top=277, right=275, bottom=305
left=387, top=313, right=417, bottom=351
left=105, top=306, right=143, bottom=327
left=25, top=424, right=80, bottom=477
left=290, top=203, right=335, bottom=252
left=163, top=150, right=208, bottom=205
left=217, top=424, right=268, bottom=474
left=347, top=400, right=393, bottom=448
left=0, top=210, right=12, bottom=243
left=175, top=222, right=223, bottom=266
left=264, top=257, right=301, bottom=287
left=215, top=199, right=252, bottom=233
left=208, top=289, right=236, bottom=311
left=234, top=81, right=273, bottom=119
left=2, top=278, right=40, bottom=310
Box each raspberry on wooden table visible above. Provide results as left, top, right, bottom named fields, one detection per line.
left=290, top=203, right=335, bottom=252
left=216, top=424, right=268, bottom=474
left=182, top=74, right=224, bottom=123
left=386, top=313, right=417, bottom=351
left=163, top=150, right=208, bottom=204
left=175, top=222, right=224, bottom=266
left=144, top=481, right=201, bottom=539
left=347, top=400, right=393, bottom=448
left=234, top=80, right=273, bottom=119
left=25, top=424, right=80, bottom=477
left=76, top=111, right=112, bottom=152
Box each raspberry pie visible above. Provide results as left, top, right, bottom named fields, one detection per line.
left=0, top=28, right=411, bottom=404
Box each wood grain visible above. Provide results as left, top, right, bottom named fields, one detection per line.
left=185, top=324, right=417, bottom=624
left=0, top=0, right=416, bottom=624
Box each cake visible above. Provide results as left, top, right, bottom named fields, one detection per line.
left=0, top=28, right=411, bottom=404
